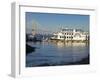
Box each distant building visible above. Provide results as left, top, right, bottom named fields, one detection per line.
left=51, top=28, right=89, bottom=41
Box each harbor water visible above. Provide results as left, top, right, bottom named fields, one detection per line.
left=26, top=41, right=89, bottom=67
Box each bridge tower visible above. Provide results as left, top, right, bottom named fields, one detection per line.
left=32, top=20, right=38, bottom=36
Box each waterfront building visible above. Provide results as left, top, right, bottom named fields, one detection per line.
left=51, top=28, right=89, bottom=41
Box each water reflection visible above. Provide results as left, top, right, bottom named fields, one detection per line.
left=26, top=41, right=89, bottom=67
left=55, top=41, right=88, bottom=48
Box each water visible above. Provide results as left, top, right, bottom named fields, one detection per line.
left=26, top=41, right=89, bottom=67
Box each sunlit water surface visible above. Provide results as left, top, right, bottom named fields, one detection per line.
left=26, top=41, right=89, bottom=67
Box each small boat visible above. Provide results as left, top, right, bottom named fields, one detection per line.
left=26, top=44, right=36, bottom=55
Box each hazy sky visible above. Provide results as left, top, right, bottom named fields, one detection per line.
left=26, top=12, right=89, bottom=34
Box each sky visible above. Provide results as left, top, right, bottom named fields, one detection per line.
left=26, top=12, right=89, bottom=34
